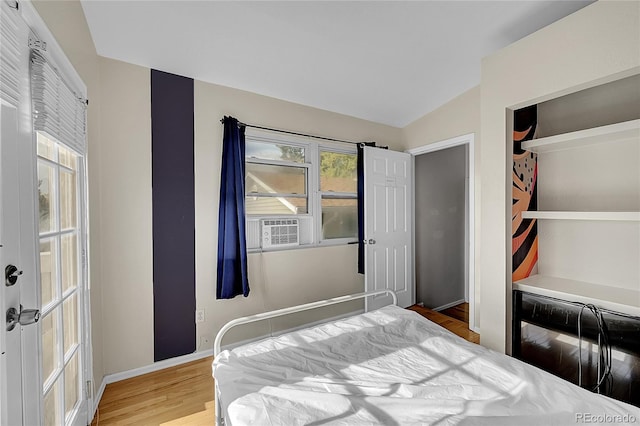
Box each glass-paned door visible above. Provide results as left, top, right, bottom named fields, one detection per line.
left=37, top=132, right=86, bottom=426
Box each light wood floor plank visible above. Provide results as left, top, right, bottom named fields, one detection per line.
left=408, top=304, right=480, bottom=344
left=440, top=302, right=469, bottom=323
left=92, top=357, right=214, bottom=426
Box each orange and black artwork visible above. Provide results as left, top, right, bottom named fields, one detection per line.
left=513, top=105, right=538, bottom=281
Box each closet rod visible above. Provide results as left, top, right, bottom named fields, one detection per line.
left=219, top=117, right=372, bottom=145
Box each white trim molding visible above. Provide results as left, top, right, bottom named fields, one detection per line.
left=433, top=299, right=467, bottom=312
left=406, top=133, right=475, bottom=156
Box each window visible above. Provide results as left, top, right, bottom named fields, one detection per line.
left=245, top=140, right=308, bottom=215
left=37, top=132, right=84, bottom=425
left=319, top=150, right=358, bottom=240
left=245, top=131, right=357, bottom=249
left=30, top=46, right=89, bottom=425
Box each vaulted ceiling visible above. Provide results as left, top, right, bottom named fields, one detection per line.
left=81, top=1, right=592, bottom=127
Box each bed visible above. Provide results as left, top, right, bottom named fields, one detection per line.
left=212, top=290, right=640, bottom=425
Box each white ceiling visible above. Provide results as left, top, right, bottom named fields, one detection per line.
left=81, top=1, right=592, bottom=128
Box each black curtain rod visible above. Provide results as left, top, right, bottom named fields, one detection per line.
left=220, top=117, right=375, bottom=146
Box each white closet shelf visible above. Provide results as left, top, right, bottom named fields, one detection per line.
left=513, top=275, right=640, bottom=316
left=521, top=211, right=640, bottom=221
left=522, top=119, right=640, bottom=153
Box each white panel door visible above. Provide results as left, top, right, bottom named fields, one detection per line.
left=1, top=102, right=30, bottom=426
left=364, top=147, right=414, bottom=310
left=2, top=81, right=46, bottom=426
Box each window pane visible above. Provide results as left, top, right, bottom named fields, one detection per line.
left=61, top=234, right=78, bottom=293
left=42, top=309, right=60, bottom=386
left=320, top=151, right=357, bottom=193
left=63, top=293, right=78, bottom=356
left=38, top=162, right=56, bottom=233
left=246, top=141, right=305, bottom=163
left=44, top=380, right=61, bottom=426
left=246, top=163, right=306, bottom=195
left=322, top=197, right=358, bottom=239
left=64, top=352, right=79, bottom=418
left=37, top=132, right=56, bottom=161
left=58, top=146, right=77, bottom=170
left=60, top=169, right=77, bottom=230
left=246, top=196, right=307, bottom=215
left=40, top=239, right=58, bottom=307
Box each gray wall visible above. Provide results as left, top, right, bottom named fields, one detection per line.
left=537, top=74, right=640, bottom=138
left=415, top=144, right=467, bottom=309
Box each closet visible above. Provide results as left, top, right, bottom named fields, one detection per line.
left=512, top=73, right=639, bottom=314
left=511, top=73, right=640, bottom=406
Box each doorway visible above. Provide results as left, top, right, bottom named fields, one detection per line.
left=408, top=134, right=475, bottom=331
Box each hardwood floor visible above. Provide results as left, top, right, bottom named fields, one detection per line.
left=408, top=304, right=480, bottom=344
left=440, top=302, right=469, bottom=323
left=92, top=357, right=214, bottom=426
left=91, top=305, right=479, bottom=425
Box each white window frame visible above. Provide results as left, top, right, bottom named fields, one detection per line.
left=245, top=129, right=357, bottom=251
left=315, top=144, right=358, bottom=246
left=245, top=136, right=310, bottom=216
left=36, top=133, right=87, bottom=426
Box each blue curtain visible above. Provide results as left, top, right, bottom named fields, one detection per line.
left=357, top=142, right=376, bottom=274
left=217, top=116, right=250, bottom=299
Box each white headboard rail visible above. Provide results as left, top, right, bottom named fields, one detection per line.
left=213, top=289, right=398, bottom=426
left=213, top=289, right=397, bottom=356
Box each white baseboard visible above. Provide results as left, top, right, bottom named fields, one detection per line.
left=91, top=308, right=363, bottom=415
left=92, top=378, right=107, bottom=419
left=103, top=349, right=215, bottom=385
left=433, top=299, right=466, bottom=312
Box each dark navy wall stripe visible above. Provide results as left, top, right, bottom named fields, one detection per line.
left=151, top=69, right=196, bottom=362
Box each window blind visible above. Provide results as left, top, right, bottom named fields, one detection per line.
left=30, top=50, right=86, bottom=154
left=0, top=1, right=23, bottom=107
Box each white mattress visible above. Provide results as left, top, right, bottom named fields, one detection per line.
left=213, top=305, right=639, bottom=425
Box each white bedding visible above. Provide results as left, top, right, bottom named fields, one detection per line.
left=213, top=305, right=639, bottom=425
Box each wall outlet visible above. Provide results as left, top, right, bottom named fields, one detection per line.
left=195, top=309, right=205, bottom=323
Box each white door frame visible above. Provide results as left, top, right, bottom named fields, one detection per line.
left=407, top=133, right=477, bottom=332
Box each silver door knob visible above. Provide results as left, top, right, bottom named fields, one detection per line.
left=362, top=239, right=376, bottom=245
left=6, top=305, right=40, bottom=331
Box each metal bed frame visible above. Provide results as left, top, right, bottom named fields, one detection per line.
left=213, top=289, right=398, bottom=426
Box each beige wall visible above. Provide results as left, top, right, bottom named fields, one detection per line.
left=34, top=0, right=640, bottom=386
left=35, top=0, right=404, bottom=377
left=401, top=86, right=481, bottom=328
left=32, top=0, right=105, bottom=397
left=402, top=86, right=481, bottom=150
left=97, top=58, right=154, bottom=374
left=93, top=59, right=402, bottom=373
left=480, top=0, right=640, bottom=352
left=194, top=80, right=403, bottom=350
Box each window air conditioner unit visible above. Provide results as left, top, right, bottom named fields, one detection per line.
left=261, top=218, right=299, bottom=249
